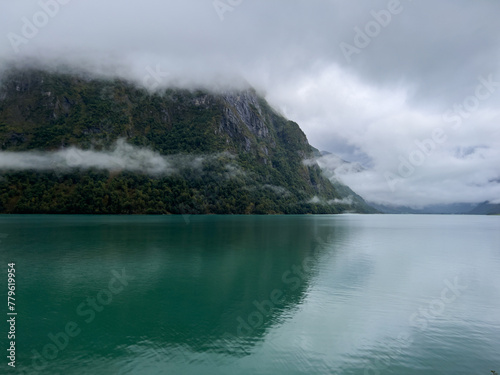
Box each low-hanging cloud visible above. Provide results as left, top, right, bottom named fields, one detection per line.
left=308, top=195, right=353, bottom=206
left=0, top=0, right=499, bottom=207
left=313, top=146, right=500, bottom=207
left=0, top=138, right=240, bottom=176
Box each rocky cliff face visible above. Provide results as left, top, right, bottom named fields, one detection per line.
left=0, top=68, right=373, bottom=214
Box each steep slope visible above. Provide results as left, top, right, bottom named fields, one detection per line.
left=0, top=68, right=372, bottom=214
left=310, top=150, right=378, bottom=213
left=468, top=201, right=500, bottom=215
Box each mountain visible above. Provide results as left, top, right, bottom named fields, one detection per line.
left=309, top=150, right=377, bottom=213
left=368, top=202, right=477, bottom=214
left=369, top=201, right=500, bottom=215
left=0, top=68, right=375, bottom=215
left=313, top=152, right=366, bottom=175
left=467, top=201, right=500, bottom=215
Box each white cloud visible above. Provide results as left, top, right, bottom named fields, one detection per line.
left=307, top=195, right=353, bottom=206
left=0, top=0, right=499, bottom=206
left=0, top=139, right=240, bottom=176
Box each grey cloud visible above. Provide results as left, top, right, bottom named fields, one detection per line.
left=0, top=0, right=499, bottom=207
left=1, top=0, right=498, bottom=103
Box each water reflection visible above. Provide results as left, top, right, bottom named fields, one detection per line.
left=0, top=215, right=347, bottom=373
left=2, top=215, right=497, bottom=375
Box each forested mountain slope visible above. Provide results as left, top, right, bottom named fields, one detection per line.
left=0, top=69, right=374, bottom=214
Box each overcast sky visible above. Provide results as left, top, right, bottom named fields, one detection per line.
left=0, top=0, right=499, bottom=207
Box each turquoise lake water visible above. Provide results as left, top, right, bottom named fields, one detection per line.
left=0, top=214, right=499, bottom=374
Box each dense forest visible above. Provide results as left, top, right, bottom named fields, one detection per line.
left=0, top=68, right=375, bottom=214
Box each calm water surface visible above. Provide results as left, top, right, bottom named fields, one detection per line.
left=0, top=214, right=499, bottom=374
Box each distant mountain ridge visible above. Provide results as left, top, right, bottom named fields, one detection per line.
left=0, top=68, right=376, bottom=214
left=368, top=202, right=476, bottom=215
left=467, top=201, right=500, bottom=215
left=369, top=201, right=500, bottom=215
left=312, top=150, right=498, bottom=215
